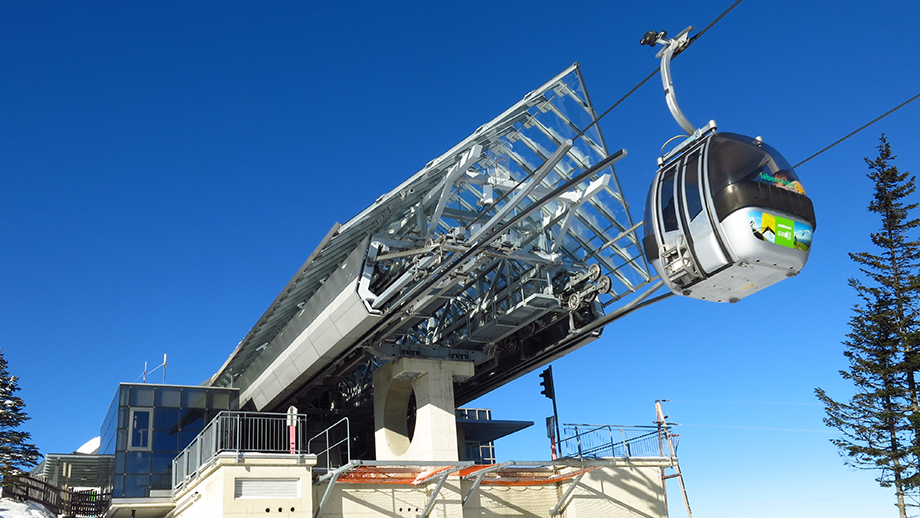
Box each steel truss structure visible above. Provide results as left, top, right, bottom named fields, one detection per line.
left=209, top=64, right=655, bottom=452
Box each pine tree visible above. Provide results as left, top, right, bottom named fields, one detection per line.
left=0, top=350, right=41, bottom=486
left=816, top=293, right=913, bottom=516
left=816, top=135, right=920, bottom=517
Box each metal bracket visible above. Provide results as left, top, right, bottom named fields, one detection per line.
left=417, top=465, right=467, bottom=518
left=314, top=461, right=361, bottom=518
left=370, top=343, right=485, bottom=363
left=548, top=472, right=586, bottom=516
left=461, top=462, right=512, bottom=506
left=551, top=174, right=610, bottom=253
left=425, top=144, right=483, bottom=238
left=659, top=120, right=717, bottom=166
left=468, top=140, right=573, bottom=243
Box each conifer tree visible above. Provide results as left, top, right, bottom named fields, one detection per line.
left=0, top=350, right=41, bottom=486
left=816, top=135, right=920, bottom=517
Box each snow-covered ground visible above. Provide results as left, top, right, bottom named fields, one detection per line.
left=0, top=498, right=56, bottom=518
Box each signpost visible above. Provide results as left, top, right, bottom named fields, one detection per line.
left=545, top=416, right=557, bottom=460
left=286, top=406, right=298, bottom=454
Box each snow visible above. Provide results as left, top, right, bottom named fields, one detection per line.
left=75, top=436, right=100, bottom=454
left=0, top=499, right=56, bottom=518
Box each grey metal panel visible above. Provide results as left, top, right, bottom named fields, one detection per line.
left=233, top=241, right=368, bottom=397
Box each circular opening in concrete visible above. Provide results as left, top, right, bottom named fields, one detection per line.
left=382, top=379, right=414, bottom=456
left=406, top=390, right=416, bottom=443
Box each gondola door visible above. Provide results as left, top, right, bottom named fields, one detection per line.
left=653, top=157, right=703, bottom=291
left=679, top=147, right=730, bottom=276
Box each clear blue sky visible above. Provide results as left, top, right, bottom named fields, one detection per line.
left=3, top=1, right=919, bottom=516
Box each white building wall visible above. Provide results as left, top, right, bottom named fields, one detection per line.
left=171, top=453, right=317, bottom=518
left=312, top=461, right=670, bottom=518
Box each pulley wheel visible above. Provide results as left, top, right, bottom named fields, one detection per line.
left=567, top=293, right=582, bottom=311
left=597, top=275, right=612, bottom=295
left=588, top=263, right=602, bottom=282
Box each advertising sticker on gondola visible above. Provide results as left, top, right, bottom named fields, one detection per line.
left=753, top=168, right=806, bottom=195
left=749, top=211, right=812, bottom=251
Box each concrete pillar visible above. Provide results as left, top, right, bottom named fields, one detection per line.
left=373, top=357, right=474, bottom=461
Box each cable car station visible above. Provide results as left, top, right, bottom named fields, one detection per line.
left=26, top=26, right=813, bottom=518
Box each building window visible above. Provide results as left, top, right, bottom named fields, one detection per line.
left=128, top=408, right=153, bottom=451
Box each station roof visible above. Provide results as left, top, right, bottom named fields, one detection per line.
left=457, top=417, right=533, bottom=444
left=33, top=453, right=114, bottom=488
left=209, top=63, right=650, bottom=403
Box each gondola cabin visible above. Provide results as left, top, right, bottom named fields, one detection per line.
left=643, top=130, right=816, bottom=302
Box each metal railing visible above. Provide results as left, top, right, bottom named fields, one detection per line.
left=171, top=411, right=309, bottom=492
left=3, top=473, right=110, bottom=517
left=4, top=473, right=68, bottom=515
left=558, top=424, right=670, bottom=459
left=69, top=489, right=111, bottom=517
left=307, top=417, right=351, bottom=473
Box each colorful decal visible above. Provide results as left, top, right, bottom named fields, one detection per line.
left=753, top=168, right=806, bottom=195
left=748, top=211, right=812, bottom=251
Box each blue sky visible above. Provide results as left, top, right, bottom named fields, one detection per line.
left=3, top=1, right=920, bottom=516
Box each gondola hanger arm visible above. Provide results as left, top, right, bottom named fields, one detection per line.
left=641, top=26, right=698, bottom=135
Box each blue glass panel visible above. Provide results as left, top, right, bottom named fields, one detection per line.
left=130, top=386, right=155, bottom=407
left=112, top=475, right=124, bottom=498
left=154, top=408, right=180, bottom=431
left=130, top=410, right=151, bottom=449
left=179, top=408, right=206, bottom=431
left=100, top=397, right=120, bottom=455
left=152, top=430, right=179, bottom=452
left=155, top=387, right=182, bottom=408
left=151, top=451, right=175, bottom=475
left=116, top=429, right=127, bottom=452
left=209, top=391, right=231, bottom=410
left=123, top=475, right=149, bottom=498
left=684, top=152, right=704, bottom=219
left=125, top=451, right=150, bottom=474
left=182, top=389, right=207, bottom=409
left=114, top=452, right=125, bottom=475
left=150, top=472, right=172, bottom=490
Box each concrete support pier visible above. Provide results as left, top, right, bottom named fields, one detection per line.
left=373, top=357, right=474, bottom=461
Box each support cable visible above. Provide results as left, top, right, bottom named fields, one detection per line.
left=793, top=91, right=920, bottom=169
left=576, top=0, right=745, bottom=140
left=469, top=0, right=746, bottom=227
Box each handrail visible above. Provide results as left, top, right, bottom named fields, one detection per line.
left=171, top=410, right=309, bottom=493
left=558, top=423, right=673, bottom=459
left=308, top=417, right=351, bottom=473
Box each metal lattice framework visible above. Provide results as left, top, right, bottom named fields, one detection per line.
left=209, top=64, right=658, bottom=442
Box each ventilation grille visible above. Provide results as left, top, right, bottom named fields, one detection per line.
left=234, top=478, right=300, bottom=499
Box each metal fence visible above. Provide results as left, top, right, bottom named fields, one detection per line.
left=172, top=411, right=309, bottom=491
left=4, top=473, right=67, bottom=515
left=68, top=489, right=110, bottom=517
left=3, top=473, right=110, bottom=517
left=558, top=424, right=669, bottom=459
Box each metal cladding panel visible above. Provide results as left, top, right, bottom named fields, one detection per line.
left=242, top=292, right=381, bottom=410
left=236, top=243, right=372, bottom=407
